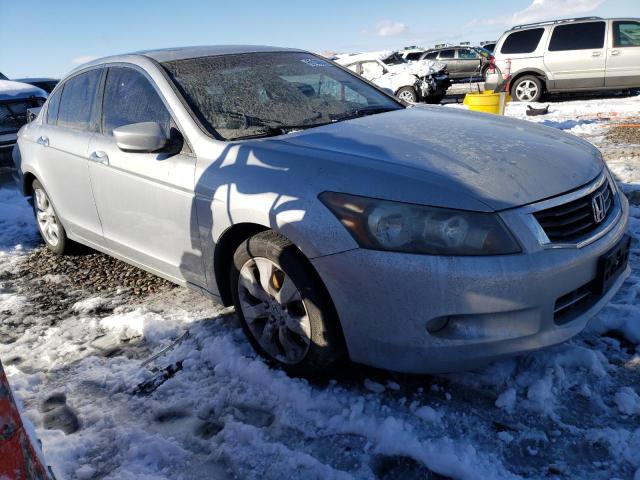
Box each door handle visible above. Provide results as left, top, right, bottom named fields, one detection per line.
left=610, top=50, right=620, bottom=56
left=89, top=151, right=109, bottom=165
left=37, top=136, right=49, bottom=146
left=591, top=51, right=602, bottom=57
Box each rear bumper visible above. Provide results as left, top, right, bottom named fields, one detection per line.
left=311, top=193, right=629, bottom=374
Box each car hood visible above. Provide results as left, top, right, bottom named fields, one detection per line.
left=386, top=59, right=446, bottom=77
left=0, top=80, right=47, bottom=101
left=276, top=106, right=603, bottom=211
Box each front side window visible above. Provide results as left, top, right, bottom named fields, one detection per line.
left=614, top=21, right=640, bottom=47
left=457, top=48, right=478, bottom=59
left=548, top=22, right=606, bottom=51
left=162, top=52, right=402, bottom=140
left=102, top=67, right=171, bottom=137
left=501, top=28, right=545, bottom=54
left=423, top=52, right=438, bottom=59
left=57, top=69, right=102, bottom=131
left=439, top=49, right=455, bottom=59
left=46, top=86, right=63, bottom=125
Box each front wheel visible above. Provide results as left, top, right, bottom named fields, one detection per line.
left=511, top=75, right=543, bottom=102
left=230, top=231, right=345, bottom=376
left=396, top=86, right=418, bottom=103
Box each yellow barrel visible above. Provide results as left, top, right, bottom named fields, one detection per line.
left=463, top=90, right=510, bottom=115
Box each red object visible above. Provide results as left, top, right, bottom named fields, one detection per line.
left=0, top=361, right=52, bottom=480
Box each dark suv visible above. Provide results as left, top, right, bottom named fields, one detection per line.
left=419, top=46, right=493, bottom=80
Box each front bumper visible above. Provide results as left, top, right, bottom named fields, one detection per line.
left=311, top=185, right=630, bottom=374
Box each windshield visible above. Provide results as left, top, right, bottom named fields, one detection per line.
left=162, top=52, right=402, bottom=140
left=382, top=52, right=407, bottom=65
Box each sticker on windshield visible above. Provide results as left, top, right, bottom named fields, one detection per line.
left=301, top=58, right=330, bottom=67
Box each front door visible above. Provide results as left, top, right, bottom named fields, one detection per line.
left=87, top=66, right=204, bottom=286
left=544, top=21, right=607, bottom=89
left=605, top=20, right=640, bottom=87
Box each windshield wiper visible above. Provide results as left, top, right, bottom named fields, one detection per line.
left=331, top=105, right=401, bottom=123
left=231, top=120, right=336, bottom=140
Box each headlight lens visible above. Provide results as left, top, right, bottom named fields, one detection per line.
left=320, top=192, right=521, bottom=255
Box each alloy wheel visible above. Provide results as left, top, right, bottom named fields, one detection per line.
left=398, top=90, right=416, bottom=103
left=34, top=188, right=60, bottom=247
left=237, top=257, right=311, bottom=364
left=515, top=80, right=539, bottom=102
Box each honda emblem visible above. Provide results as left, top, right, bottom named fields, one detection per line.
left=591, top=192, right=606, bottom=224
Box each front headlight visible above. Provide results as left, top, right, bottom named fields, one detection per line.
left=320, top=192, right=521, bottom=255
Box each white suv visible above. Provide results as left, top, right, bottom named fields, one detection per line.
left=486, top=17, right=640, bottom=102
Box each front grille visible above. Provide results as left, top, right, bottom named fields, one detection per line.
left=0, top=97, right=45, bottom=135
left=534, top=180, right=613, bottom=243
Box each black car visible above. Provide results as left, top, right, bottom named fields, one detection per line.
left=419, top=46, right=493, bottom=80
left=15, top=77, right=59, bottom=93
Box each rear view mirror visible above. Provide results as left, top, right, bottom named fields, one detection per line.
left=113, top=122, right=166, bottom=153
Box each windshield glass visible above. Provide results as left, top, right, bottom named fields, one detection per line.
left=162, top=52, right=402, bottom=140
left=382, top=52, right=406, bottom=65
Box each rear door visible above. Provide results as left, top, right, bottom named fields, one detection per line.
left=87, top=65, right=204, bottom=286
left=605, top=20, right=640, bottom=87
left=34, top=69, right=104, bottom=243
left=437, top=49, right=457, bottom=77
left=544, top=21, right=607, bottom=89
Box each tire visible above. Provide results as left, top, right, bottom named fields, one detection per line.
left=396, top=86, right=418, bottom=103
left=31, top=179, right=72, bottom=255
left=424, top=94, right=445, bottom=104
left=230, top=231, right=345, bottom=376
left=511, top=75, right=543, bottom=102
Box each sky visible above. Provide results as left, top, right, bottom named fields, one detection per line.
left=1, top=0, right=638, bottom=79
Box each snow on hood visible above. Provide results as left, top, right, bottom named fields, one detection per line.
left=0, top=80, right=47, bottom=101
left=334, top=50, right=446, bottom=77
left=386, top=59, right=447, bottom=77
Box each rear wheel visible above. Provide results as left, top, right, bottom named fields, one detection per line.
left=231, top=231, right=345, bottom=376
left=32, top=180, right=71, bottom=255
left=511, top=75, right=543, bottom=102
left=396, top=86, right=418, bottom=103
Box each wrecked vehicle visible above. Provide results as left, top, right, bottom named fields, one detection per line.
left=0, top=72, right=47, bottom=167
left=334, top=50, right=450, bottom=103
left=13, top=46, right=630, bottom=376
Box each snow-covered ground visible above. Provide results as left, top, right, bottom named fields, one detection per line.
left=1, top=94, right=640, bottom=480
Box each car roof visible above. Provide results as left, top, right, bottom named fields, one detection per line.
left=507, top=16, right=639, bottom=31
left=76, top=45, right=306, bottom=70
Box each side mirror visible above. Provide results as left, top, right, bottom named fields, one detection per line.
left=113, top=122, right=167, bottom=153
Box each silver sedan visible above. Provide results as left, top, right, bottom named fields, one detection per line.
left=13, top=46, right=630, bottom=375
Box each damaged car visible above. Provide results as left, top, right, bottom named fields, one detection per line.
left=1, top=72, right=47, bottom=167
left=14, top=46, right=630, bottom=376
left=334, top=51, right=450, bottom=103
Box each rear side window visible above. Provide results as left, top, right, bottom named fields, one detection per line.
left=423, top=52, right=438, bottom=59
left=548, top=22, right=606, bottom=51
left=405, top=52, right=423, bottom=61
left=439, top=49, right=455, bottom=59
left=46, top=87, right=63, bottom=125
left=57, top=69, right=102, bottom=131
left=102, top=67, right=171, bottom=137
left=501, top=28, right=544, bottom=54
left=613, top=21, right=640, bottom=47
